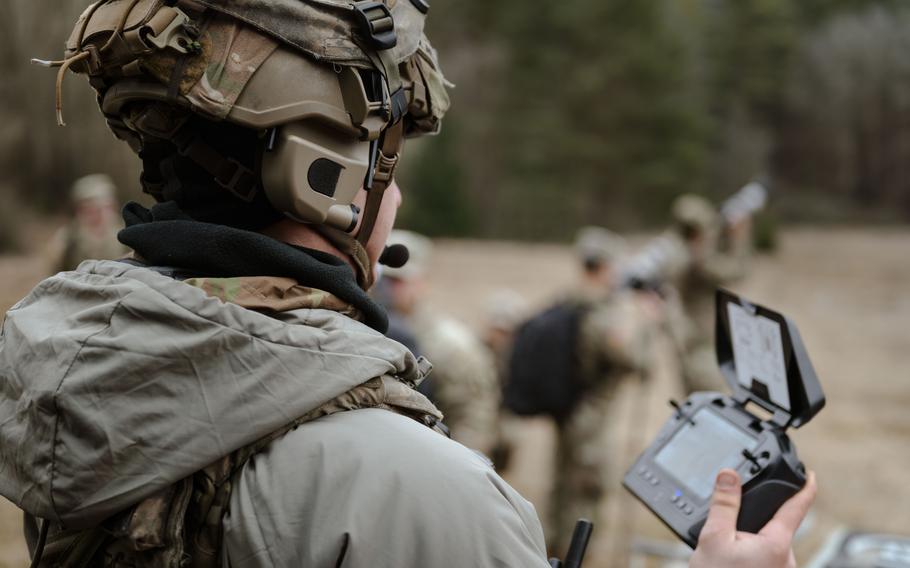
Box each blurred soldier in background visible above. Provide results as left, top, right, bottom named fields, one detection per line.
left=372, top=270, right=432, bottom=399
left=546, top=227, right=654, bottom=552
left=48, top=174, right=129, bottom=273
left=482, top=289, right=528, bottom=380
left=621, top=188, right=758, bottom=393
left=664, top=194, right=753, bottom=393
left=481, top=288, right=529, bottom=469
left=382, top=230, right=501, bottom=456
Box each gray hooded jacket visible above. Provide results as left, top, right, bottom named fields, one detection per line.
left=0, top=261, right=548, bottom=567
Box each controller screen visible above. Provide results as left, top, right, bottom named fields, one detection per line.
left=654, top=407, right=757, bottom=500
left=727, top=302, right=791, bottom=410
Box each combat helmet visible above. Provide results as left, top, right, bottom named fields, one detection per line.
left=575, top=225, right=626, bottom=269
left=34, top=0, right=451, bottom=288
left=671, top=194, right=718, bottom=237
left=71, top=173, right=117, bottom=204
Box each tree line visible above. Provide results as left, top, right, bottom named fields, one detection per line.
left=401, top=0, right=910, bottom=238
left=0, top=0, right=907, bottom=249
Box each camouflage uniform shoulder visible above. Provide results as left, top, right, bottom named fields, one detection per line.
left=577, top=287, right=654, bottom=374
left=410, top=308, right=499, bottom=454
left=413, top=309, right=486, bottom=357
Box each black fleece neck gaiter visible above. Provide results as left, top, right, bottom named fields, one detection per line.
left=118, top=201, right=388, bottom=333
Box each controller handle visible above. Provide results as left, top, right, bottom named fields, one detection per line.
left=688, top=479, right=803, bottom=542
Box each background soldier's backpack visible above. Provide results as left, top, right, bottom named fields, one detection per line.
left=503, top=301, right=590, bottom=422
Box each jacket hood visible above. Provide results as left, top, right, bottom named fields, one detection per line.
left=0, top=260, right=420, bottom=529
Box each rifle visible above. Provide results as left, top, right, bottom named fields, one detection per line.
left=549, top=519, right=594, bottom=568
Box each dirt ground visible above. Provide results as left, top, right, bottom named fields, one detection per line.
left=1, top=227, right=909, bottom=567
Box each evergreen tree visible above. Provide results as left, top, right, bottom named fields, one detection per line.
left=796, top=0, right=906, bottom=25
left=398, top=127, right=476, bottom=237
left=488, top=0, right=708, bottom=237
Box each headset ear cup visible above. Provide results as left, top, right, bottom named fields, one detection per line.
left=261, top=121, right=370, bottom=229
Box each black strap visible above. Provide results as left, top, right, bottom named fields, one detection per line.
left=171, top=127, right=259, bottom=202
left=352, top=1, right=397, bottom=50
left=139, top=171, right=167, bottom=201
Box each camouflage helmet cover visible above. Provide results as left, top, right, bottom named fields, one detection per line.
left=71, top=173, right=117, bottom=203
left=64, top=0, right=450, bottom=137
left=575, top=226, right=626, bottom=266
left=55, top=0, right=449, bottom=215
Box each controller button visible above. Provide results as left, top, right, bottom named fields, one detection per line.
left=670, top=494, right=679, bottom=503
left=649, top=477, right=659, bottom=486
left=684, top=505, right=694, bottom=515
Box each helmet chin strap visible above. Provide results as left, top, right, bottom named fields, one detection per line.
left=316, top=120, right=405, bottom=291
left=356, top=120, right=404, bottom=249
left=314, top=224, right=376, bottom=290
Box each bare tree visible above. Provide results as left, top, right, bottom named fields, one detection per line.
left=0, top=0, right=140, bottom=213
left=782, top=8, right=910, bottom=218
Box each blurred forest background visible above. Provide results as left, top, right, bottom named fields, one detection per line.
left=1, top=0, right=909, bottom=247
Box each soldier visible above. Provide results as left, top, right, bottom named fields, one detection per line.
left=482, top=288, right=529, bottom=380
left=1, top=1, right=814, bottom=566
left=547, top=226, right=656, bottom=552
left=381, top=230, right=501, bottom=456
left=48, top=173, right=129, bottom=273
left=481, top=288, right=529, bottom=470
left=665, top=194, right=753, bottom=393
left=3, top=3, right=548, bottom=566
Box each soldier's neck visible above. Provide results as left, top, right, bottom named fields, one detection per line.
left=261, top=219, right=359, bottom=280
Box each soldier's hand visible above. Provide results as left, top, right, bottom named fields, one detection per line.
left=689, top=469, right=817, bottom=568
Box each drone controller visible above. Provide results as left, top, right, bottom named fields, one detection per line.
left=623, top=290, right=825, bottom=548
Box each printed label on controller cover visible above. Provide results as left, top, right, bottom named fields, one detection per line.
left=727, top=303, right=790, bottom=410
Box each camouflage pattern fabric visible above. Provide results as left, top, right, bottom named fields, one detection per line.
left=184, top=275, right=363, bottom=320
left=190, top=0, right=429, bottom=69
left=549, top=287, right=654, bottom=552
left=65, top=0, right=447, bottom=127
left=143, top=16, right=279, bottom=120
left=409, top=308, right=500, bottom=456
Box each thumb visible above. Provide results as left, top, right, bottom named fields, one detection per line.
left=698, top=469, right=742, bottom=545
